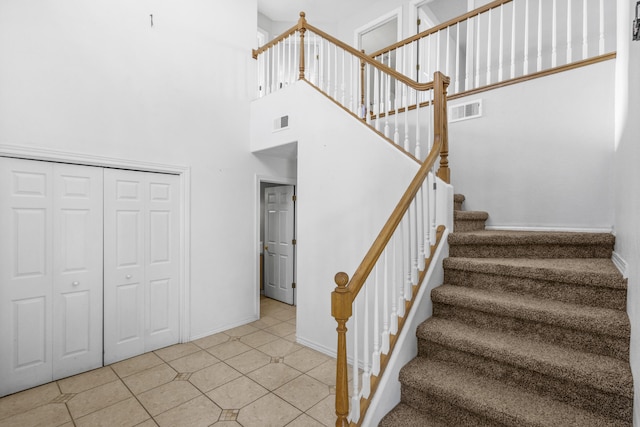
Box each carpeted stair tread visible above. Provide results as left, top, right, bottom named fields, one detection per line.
left=400, top=357, right=629, bottom=427
left=417, top=317, right=633, bottom=398
left=379, top=403, right=449, bottom=427
left=443, top=257, right=626, bottom=289
left=431, top=285, right=630, bottom=338
left=453, top=194, right=465, bottom=211
left=454, top=210, right=489, bottom=220
left=448, top=230, right=615, bottom=246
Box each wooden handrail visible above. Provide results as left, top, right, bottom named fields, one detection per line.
left=252, top=12, right=437, bottom=92
left=332, top=71, right=449, bottom=427
left=369, top=0, right=513, bottom=58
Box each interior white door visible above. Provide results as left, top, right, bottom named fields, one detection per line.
left=0, top=158, right=103, bottom=396
left=0, top=158, right=54, bottom=396
left=52, top=163, right=104, bottom=379
left=104, top=169, right=179, bottom=364
left=264, top=185, right=295, bottom=305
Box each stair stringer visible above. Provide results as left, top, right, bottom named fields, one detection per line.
left=360, top=229, right=450, bottom=427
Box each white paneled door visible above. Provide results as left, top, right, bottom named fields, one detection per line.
left=264, top=185, right=295, bottom=305
left=103, top=169, right=180, bottom=365
left=0, top=158, right=103, bottom=396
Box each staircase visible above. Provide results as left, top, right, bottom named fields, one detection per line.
left=380, top=194, right=633, bottom=427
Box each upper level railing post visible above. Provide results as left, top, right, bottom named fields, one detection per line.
left=332, top=272, right=352, bottom=427
left=298, top=12, right=307, bottom=80
left=434, top=72, right=450, bottom=184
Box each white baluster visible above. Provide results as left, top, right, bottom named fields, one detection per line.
left=404, top=212, right=412, bottom=301
left=524, top=0, right=530, bottom=75
left=466, top=17, right=472, bottom=90
left=390, top=233, right=398, bottom=335
left=411, top=200, right=419, bottom=286
left=362, top=286, right=370, bottom=398
left=567, top=0, right=573, bottom=63
left=428, top=86, right=433, bottom=154
left=436, top=31, right=441, bottom=77
left=366, top=64, right=371, bottom=125
left=384, top=54, right=390, bottom=139
left=334, top=44, right=338, bottom=99
left=445, top=27, right=451, bottom=79
left=341, top=49, right=346, bottom=105
left=394, top=49, right=400, bottom=144
left=288, top=34, right=292, bottom=85
left=598, top=0, right=605, bottom=55
left=475, top=13, right=481, bottom=88
left=511, top=1, right=516, bottom=78
left=429, top=172, right=437, bottom=246
left=498, top=7, right=504, bottom=82
left=327, top=41, right=332, bottom=94
left=537, top=0, right=543, bottom=72
left=403, top=87, right=410, bottom=153
left=455, top=23, right=460, bottom=93
left=382, top=248, right=390, bottom=354
left=582, top=0, right=588, bottom=59
left=349, top=54, right=354, bottom=113
left=374, top=68, right=380, bottom=131
left=415, top=89, right=421, bottom=159
left=552, top=0, right=558, bottom=67
left=417, top=187, right=425, bottom=271
left=350, top=301, right=360, bottom=423
left=487, top=8, right=493, bottom=85
left=398, top=218, right=407, bottom=317
left=423, top=180, right=431, bottom=260
left=372, top=265, right=380, bottom=377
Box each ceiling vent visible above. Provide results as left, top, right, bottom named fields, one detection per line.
left=449, top=100, right=482, bottom=122
left=273, top=115, right=289, bottom=132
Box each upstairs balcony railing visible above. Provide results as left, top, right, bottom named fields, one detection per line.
left=371, top=0, right=616, bottom=97
left=253, top=13, right=451, bottom=161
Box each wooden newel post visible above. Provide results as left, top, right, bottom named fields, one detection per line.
left=434, top=71, right=451, bottom=184
left=332, top=272, right=352, bottom=427
left=360, top=50, right=366, bottom=120
left=298, top=12, right=307, bottom=80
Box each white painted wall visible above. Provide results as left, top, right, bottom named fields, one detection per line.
left=448, top=59, right=615, bottom=231
left=0, top=0, right=296, bottom=340
left=614, top=1, right=640, bottom=425
left=251, top=82, right=424, bottom=353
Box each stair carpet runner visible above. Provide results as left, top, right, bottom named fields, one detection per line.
left=380, top=194, right=632, bottom=427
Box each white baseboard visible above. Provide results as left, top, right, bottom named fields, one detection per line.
left=485, top=225, right=614, bottom=233
left=188, top=315, right=259, bottom=342
left=612, top=251, right=629, bottom=278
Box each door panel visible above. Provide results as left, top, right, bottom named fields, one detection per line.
left=264, top=185, right=295, bottom=305
left=104, top=169, right=179, bottom=364
left=52, top=163, right=103, bottom=379
left=0, top=158, right=53, bottom=396
left=104, top=170, right=145, bottom=364
left=145, top=173, right=179, bottom=351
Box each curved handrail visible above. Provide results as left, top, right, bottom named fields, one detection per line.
left=370, top=0, right=513, bottom=58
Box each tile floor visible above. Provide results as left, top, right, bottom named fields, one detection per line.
left=0, top=297, right=341, bottom=427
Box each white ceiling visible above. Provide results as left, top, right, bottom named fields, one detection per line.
left=257, top=0, right=367, bottom=23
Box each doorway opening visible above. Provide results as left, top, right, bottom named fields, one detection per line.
left=257, top=177, right=297, bottom=310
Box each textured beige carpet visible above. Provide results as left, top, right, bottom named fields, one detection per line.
left=379, top=195, right=632, bottom=427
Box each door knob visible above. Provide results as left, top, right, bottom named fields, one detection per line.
left=264, top=245, right=268, bottom=251
left=72, top=281, right=79, bottom=286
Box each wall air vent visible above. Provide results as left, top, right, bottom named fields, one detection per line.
left=449, top=100, right=482, bottom=122
left=273, top=115, right=289, bottom=132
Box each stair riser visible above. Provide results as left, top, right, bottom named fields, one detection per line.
left=433, top=303, right=629, bottom=361
left=419, top=341, right=632, bottom=422
left=449, top=244, right=613, bottom=258
left=454, top=201, right=463, bottom=211
left=444, top=269, right=627, bottom=311
left=454, top=219, right=486, bottom=232
left=401, top=385, right=506, bottom=427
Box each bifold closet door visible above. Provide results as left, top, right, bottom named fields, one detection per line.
left=103, top=169, right=180, bottom=365
left=0, top=158, right=103, bottom=397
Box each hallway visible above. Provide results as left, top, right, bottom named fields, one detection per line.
left=0, top=297, right=337, bottom=426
